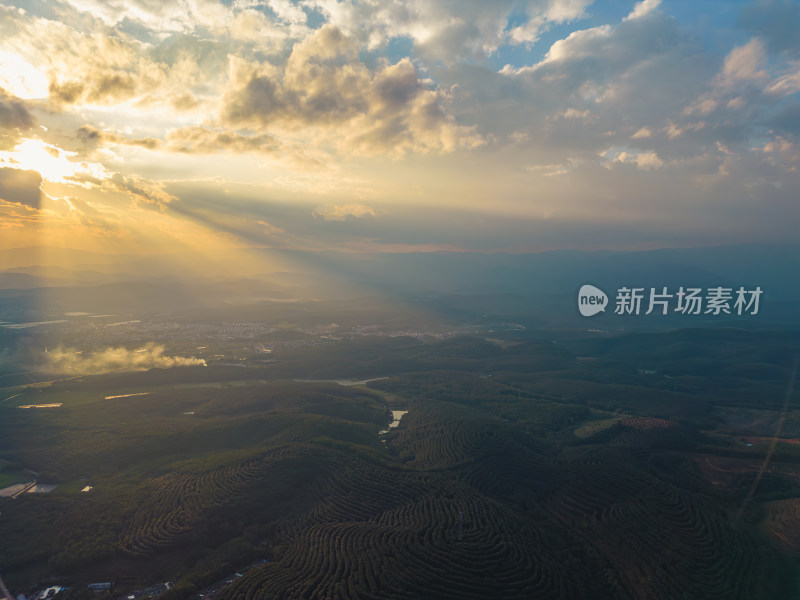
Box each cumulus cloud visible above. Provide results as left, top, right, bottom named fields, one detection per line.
left=222, top=25, right=483, bottom=155
left=38, top=28, right=152, bottom=107
left=601, top=147, right=664, bottom=170
left=492, top=3, right=796, bottom=190
left=721, top=38, right=768, bottom=84
left=504, top=9, right=706, bottom=118
left=222, top=26, right=375, bottom=127
left=1, top=9, right=218, bottom=115
left=762, top=135, right=798, bottom=158
left=625, top=0, right=661, bottom=21
left=535, top=25, right=613, bottom=66
left=58, top=0, right=231, bottom=33
left=58, top=0, right=303, bottom=53
left=684, top=38, right=768, bottom=117
left=307, top=0, right=591, bottom=61
left=49, top=73, right=135, bottom=106
left=682, top=36, right=797, bottom=146
left=493, top=11, right=716, bottom=167
left=44, top=343, right=206, bottom=375
left=0, top=0, right=798, bottom=252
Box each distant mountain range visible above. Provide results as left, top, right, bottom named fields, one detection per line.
left=1, top=243, right=797, bottom=329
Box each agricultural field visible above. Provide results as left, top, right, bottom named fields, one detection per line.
left=0, top=330, right=798, bottom=599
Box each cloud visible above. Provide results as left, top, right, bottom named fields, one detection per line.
left=0, top=138, right=112, bottom=186
left=535, top=24, right=613, bottom=66
left=109, top=173, right=176, bottom=208
left=493, top=11, right=716, bottom=164
left=0, top=167, right=42, bottom=209
left=765, top=67, right=800, bottom=97
left=222, top=26, right=371, bottom=127
left=307, top=0, right=591, bottom=61
left=0, top=50, right=50, bottom=99
left=681, top=37, right=798, bottom=148
left=313, top=203, right=376, bottom=221
left=1, top=8, right=219, bottom=115
left=34, top=26, right=152, bottom=107
left=49, top=73, right=136, bottom=106
left=257, top=219, right=287, bottom=236
left=601, top=147, right=664, bottom=170
left=222, top=25, right=483, bottom=155
left=492, top=4, right=798, bottom=189
left=684, top=39, right=768, bottom=116
left=767, top=102, right=800, bottom=136
left=75, top=124, right=324, bottom=169
left=761, top=135, right=799, bottom=166
left=737, top=0, right=800, bottom=55
left=58, top=0, right=231, bottom=33
left=165, top=126, right=280, bottom=155
left=505, top=9, right=706, bottom=110
left=1, top=0, right=798, bottom=253
left=721, top=38, right=768, bottom=84
left=0, top=88, right=36, bottom=131
left=559, top=108, right=592, bottom=119
left=43, top=342, right=207, bottom=375
left=77, top=125, right=160, bottom=150
left=625, top=0, right=661, bottom=21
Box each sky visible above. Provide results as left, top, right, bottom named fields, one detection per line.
left=0, top=0, right=798, bottom=266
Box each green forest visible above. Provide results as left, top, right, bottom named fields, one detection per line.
left=1, top=329, right=799, bottom=599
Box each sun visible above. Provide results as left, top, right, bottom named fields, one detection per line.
left=0, top=139, right=110, bottom=184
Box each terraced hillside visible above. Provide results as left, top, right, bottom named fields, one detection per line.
left=202, top=382, right=792, bottom=600
left=0, top=331, right=798, bottom=599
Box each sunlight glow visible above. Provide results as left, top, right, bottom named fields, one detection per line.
left=0, top=139, right=111, bottom=185
left=0, top=50, right=49, bottom=99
